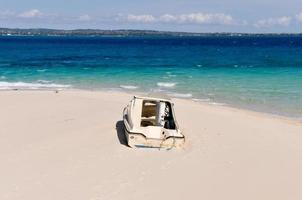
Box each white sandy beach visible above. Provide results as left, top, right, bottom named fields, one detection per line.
left=1, top=90, right=302, bottom=200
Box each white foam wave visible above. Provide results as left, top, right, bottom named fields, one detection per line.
left=37, top=69, right=48, bottom=72
left=37, top=80, right=52, bottom=84
left=120, top=85, right=139, bottom=90
left=192, top=98, right=211, bottom=102
left=209, top=102, right=226, bottom=106
left=157, top=82, right=177, bottom=88
left=168, top=74, right=177, bottom=77
left=0, top=81, right=71, bottom=90
left=0, top=76, right=6, bottom=79
left=169, top=93, right=192, bottom=98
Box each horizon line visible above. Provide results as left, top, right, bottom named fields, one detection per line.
left=1, top=27, right=302, bottom=35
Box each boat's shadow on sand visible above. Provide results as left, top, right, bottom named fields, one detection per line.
left=115, top=120, right=129, bottom=147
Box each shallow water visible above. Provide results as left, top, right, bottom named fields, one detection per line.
left=0, top=36, right=302, bottom=118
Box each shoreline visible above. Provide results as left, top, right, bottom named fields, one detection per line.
left=1, top=88, right=301, bottom=124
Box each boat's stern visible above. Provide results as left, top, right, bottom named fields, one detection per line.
left=124, top=126, right=185, bottom=149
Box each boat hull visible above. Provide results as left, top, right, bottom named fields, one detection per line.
left=124, top=125, right=185, bottom=149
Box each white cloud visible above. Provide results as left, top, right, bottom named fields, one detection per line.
left=176, top=13, right=234, bottom=25
left=158, top=13, right=235, bottom=25
left=159, top=14, right=178, bottom=22
left=254, top=16, right=291, bottom=28
left=78, top=14, right=91, bottom=21
left=18, top=9, right=42, bottom=18
left=126, top=14, right=156, bottom=23
left=296, top=13, right=302, bottom=23
left=3, top=9, right=302, bottom=30
left=120, top=13, right=235, bottom=25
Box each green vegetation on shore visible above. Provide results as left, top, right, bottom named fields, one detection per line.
left=1, top=28, right=301, bottom=37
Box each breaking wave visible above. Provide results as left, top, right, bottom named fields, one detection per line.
left=192, top=98, right=211, bottom=102
left=36, top=69, right=48, bottom=72
left=120, top=85, right=139, bottom=90
left=37, top=80, right=52, bottom=84
left=208, top=102, right=227, bottom=106
left=0, top=81, right=71, bottom=90
left=168, top=93, right=192, bottom=98
left=157, top=82, right=177, bottom=88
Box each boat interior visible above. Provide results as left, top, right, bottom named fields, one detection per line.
left=140, top=100, right=176, bottom=130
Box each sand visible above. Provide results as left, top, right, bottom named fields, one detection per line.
left=1, top=90, right=302, bottom=200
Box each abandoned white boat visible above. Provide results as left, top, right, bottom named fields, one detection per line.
left=123, top=95, right=185, bottom=148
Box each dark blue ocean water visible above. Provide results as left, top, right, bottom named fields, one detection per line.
left=0, top=36, right=302, bottom=118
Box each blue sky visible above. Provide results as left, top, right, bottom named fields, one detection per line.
left=1, top=0, right=302, bottom=33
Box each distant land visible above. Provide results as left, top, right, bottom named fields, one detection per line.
left=0, top=28, right=301, bottom=37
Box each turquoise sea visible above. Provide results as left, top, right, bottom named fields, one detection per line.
left=0, top=36, right=302, bottom=118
